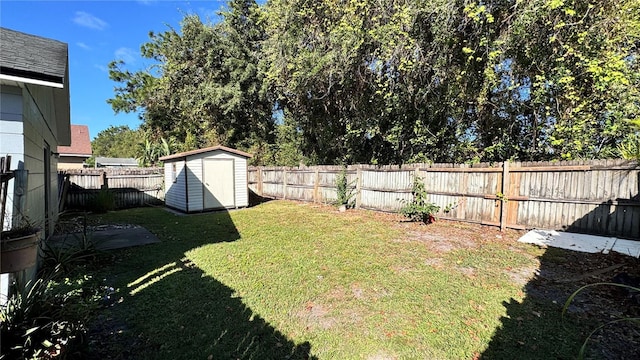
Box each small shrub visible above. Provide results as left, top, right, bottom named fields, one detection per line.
left=334, top=168, right=357, bottom=208
left=398, top=175, right=440, bottom=223
left=89, top=188, right=115, bottom=213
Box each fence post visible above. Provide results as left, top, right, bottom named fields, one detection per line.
left=257, top=167, right=263, bottom=196
left=355, top=167, right=362, bottom=209
left=282, top=168, right=287, bottom=200
left=500, top=161, right=510, bottom=231
left=100, top=171, right=108, bottom=189
left=314, top=168, right=319, bottom=203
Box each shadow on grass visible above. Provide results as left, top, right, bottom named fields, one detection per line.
left=88, top=208, right=315, bottom=360
left=482, top=177, right=640, bottom=360
left=481, top=247, right=640, bottom=360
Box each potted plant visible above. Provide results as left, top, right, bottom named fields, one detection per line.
left=1, top=221, right=41, bottom=273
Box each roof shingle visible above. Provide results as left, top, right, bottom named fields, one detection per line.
left=58, top=125, right=92, bottom=156
left=0, top=27, right=68, bottom=83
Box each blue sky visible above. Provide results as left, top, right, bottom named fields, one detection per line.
left=1, top=0, right=230, bottom=139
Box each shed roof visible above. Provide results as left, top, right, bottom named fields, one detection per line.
left=58, top=125, right=92, bottom=156
left=0, top=27, right=68, bottom=85
left=96, top=157, right=138, bottom=167
left=159, top=145, right=252, bottom=162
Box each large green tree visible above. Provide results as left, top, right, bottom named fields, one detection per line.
left=108, top=0, right=274, bottom=156
left=91, top=125, right=142, bottom=158
left=108, top=0, right=639, bottom=165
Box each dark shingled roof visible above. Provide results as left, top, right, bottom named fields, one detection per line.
left=0, top=27, right=68, bottom=84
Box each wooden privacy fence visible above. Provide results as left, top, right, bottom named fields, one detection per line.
left=249, top=159, right=640, bottom=239
left=59, top=168, right=164, bottom=210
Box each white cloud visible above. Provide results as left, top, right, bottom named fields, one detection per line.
left=77, top=42, right=91, bottom=50
left=114, top=47, right=137, bottom=64
left=94, top=64, right=108, bottom=73
left=73, top=11, right=108, bottom=30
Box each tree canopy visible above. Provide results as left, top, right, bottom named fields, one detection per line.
left=108, top=0, right=640, bottom=165
left=91, top=125, right=142, bottom=159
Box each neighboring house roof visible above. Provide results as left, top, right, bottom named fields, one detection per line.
left=57, top=125, right=92, bottom=157
left=0, top=27, right=68, bottom=86
left=95, top=157, right=138, bottom=167
left=0, top=27, right=71, bottom=146
left=159, top=145, right=253, bottom=162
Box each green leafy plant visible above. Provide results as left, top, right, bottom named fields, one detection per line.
left=89, top=188, right=115, bottom=213
left=496, top=192, right=508, bottom=202
left=398, top=175, right=440, bottom=224
left=2, top=215, right=108, bottom=359
left=563, top=282, right=640, bottom=359
left=618, top=134, right=640, bottom=160
left=0, top=270, right=98, bottom=359
left=334, top=168, right=357, bottom=209
left=40, top=228, right=100, bottom=275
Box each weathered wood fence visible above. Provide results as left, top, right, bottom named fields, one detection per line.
left=59, top=168, right=164, bottom=210
left=249, top=159, right=640, bottom=239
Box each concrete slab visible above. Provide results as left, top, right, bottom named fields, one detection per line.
left=49, top=226, right=160, bottom=251
left=518, top=229, right=640, bottom=258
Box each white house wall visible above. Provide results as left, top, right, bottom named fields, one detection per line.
left=0, top=85, right=24, bottom=231
left=164, top=160, right=187, bottom=212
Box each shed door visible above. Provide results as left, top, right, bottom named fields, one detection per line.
left=203, top=158, right=235, bottom=209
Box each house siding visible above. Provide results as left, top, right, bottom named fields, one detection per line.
left=1, top=82, right=65, bottom=300
left=58, top=156, right=86, bottom=169
left=0, top=86, right=24, bottom=231
left=22, top=84, right=61, bottom=236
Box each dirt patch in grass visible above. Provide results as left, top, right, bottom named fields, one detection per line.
left=297, top=302, right=337, bottom=330
left=402, top=230, right=477, bottom=253
left=366, top=350, right=397, bottom=360
left=456, top=266, right=477, bottom=278
left=507, top=265, right=539, bottom=287
left=424, top=257, right=445, bottom=269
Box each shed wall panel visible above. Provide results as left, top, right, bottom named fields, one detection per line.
left=186, top=157, right=204, bottom=211
left=164, top=160, right=187, bottom=211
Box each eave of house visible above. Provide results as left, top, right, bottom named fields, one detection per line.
left=0, top=73, right=63, bottom=88
left=0, top=66, right=71, bottom=147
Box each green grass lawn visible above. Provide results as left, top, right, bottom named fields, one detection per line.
left=90, top=200, right=585, bottom=359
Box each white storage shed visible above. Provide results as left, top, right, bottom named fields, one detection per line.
left=159, top=146, right=252, bottom=212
